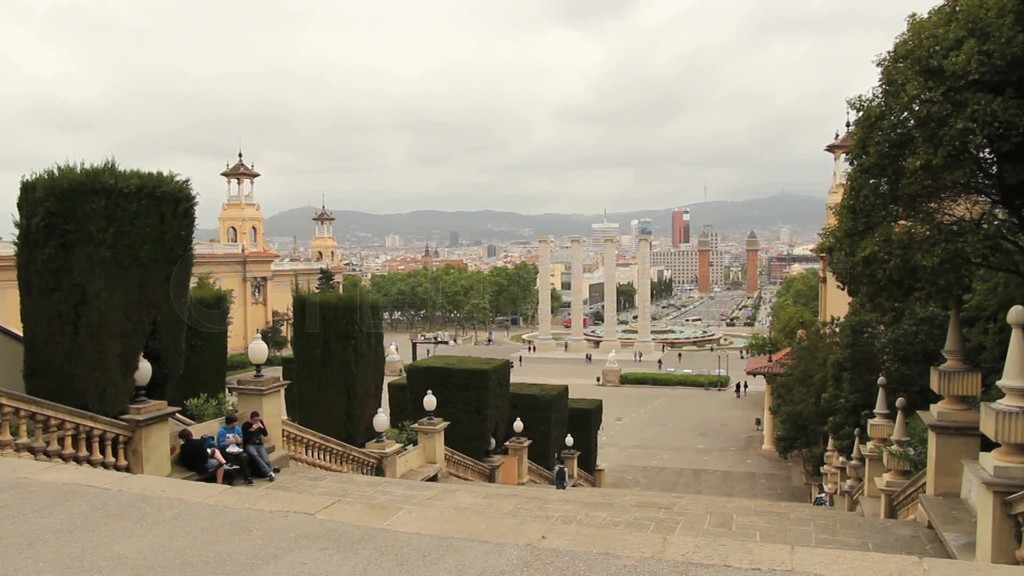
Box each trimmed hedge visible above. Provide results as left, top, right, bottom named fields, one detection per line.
left=18, top=161, right=196, bottom=416
left=281, top=355, right=295, bottom=382
left=227, top=352, right=284, bottom=372
left=387, top=376, right=414, bottom=427
left=170, top=285, right=230, bottom=407
left=568, top=398, right=603, bottom=474
left=288, top=289, right=385, bottom=445
left=620, top=372, right=729, bottom=388
left=505, top=383, right=568, bottom=470
left=405, top=355, right=510, bottom=460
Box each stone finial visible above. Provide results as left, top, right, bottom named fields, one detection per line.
left=996, top=305, right=1024, bottom=409
left=891, top=397, right=910, bottom=446
left=824, top=435, right=836, bottom=465
left=940, top=297, right=968, bottom=369
left=851, top=428, right=864, bottom=462
left=873, top=375, right=890, bottom=420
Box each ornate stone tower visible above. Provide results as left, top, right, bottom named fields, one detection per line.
left=819, top=117, right=854, bottom=322
left=217, top=151, right=266, bottom=251
left=745, top=230, right=760, bottom=295
left=696, top=230, right=712, bottom=294
left=309, top=198, right=339, bottom=264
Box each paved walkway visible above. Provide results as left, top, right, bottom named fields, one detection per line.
left=2, top=457, right=972, bottom=576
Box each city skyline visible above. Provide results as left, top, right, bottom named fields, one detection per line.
left=0, top=1, right=938, bottom=238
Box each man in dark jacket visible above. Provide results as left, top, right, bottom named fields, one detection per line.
left=177, top=428, right=234, bottom=484
left=242, top=411, right=279, bottom=481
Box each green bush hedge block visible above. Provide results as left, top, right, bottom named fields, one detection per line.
left=567, top=398, right=603, bottom=474
left=506, top=382, right=568, bottom=470
left=18, top=161, right=196, bottom=417
left=405, top=355, right=510, bottom=460
left=288, top=289, right=384, bottom=445
left=567, top=398, right=602, bottom=474
left=619, top=372, right=729, bottom=388
left=387, top=376, right=413, bottom=426
left=171, top=286, right=230, bottom=407
left=281, top=355, right=295, bottom=383
left=226, top=352, right=283, bottom=372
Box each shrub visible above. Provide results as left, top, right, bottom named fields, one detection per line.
left=405, top=355, right=510, bottom=460
left=505, top=383, right=569, bottom=470
left=619, top=372, right=729, bottom=388
left=288, top=289, right=384, bottom=445
left=386, top=420, right=418, bottom=446
left=227, top=352, right=283, bottom=373
left=171, top=282, right=231, bottom=406
left=182, top=392, right=236, bottom=423
left=568, top=398, right=603, bottom=474
left=281, top=355, right=295, bottom=382
left=18, top=161, right=196, bottom=416
left=387, top=377, right=414, bottom=426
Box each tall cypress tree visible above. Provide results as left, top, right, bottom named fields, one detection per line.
left=17, top=161, right=196, bottom=417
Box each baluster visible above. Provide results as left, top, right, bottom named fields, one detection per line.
left=114, top=435, right=129, bottom=471
left=45, top=417, right=61, bottom=461
left=60, top=421, right=76, bottom=463
left=0, top=406, right=14, bottom=457
left=101, top=432, right=115, bottom=469
left=76, top=425, right=89, bottom=465
left=32, top=413, right=48, bottom=461
left=14, top=409, right=31, bottom=457
left=88, top=428, right=103, bottom=468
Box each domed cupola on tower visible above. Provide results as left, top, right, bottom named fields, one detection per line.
left=217, top=150, right=266, bottom=251
left=309, top=197, right=339, bottom=264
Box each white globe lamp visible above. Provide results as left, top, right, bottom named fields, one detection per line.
left=248, top=331, right=270, bottom=378
left=372, top=408, right=390, bottom=443
left=423, top=390, right=437, bottom=420
left=131, top=354, right=153, bottom=404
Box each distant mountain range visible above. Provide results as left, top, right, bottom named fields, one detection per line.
left=196, top=193, right=825, bottom=245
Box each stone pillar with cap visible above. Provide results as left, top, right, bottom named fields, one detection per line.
left=919, top=299, right=982, bottom=497
left=535, top=236, right=556, bottom=352
left=761, top=378, right=776, bottom=452
left=567, top=236, right=587, bottom=352
left=972, top=305, right=1024, bottom=564
left=876, top=397, right=914, bottom=519
left=862, top=375, right=894, bottom=498
left=505, top=437, right=531, bottom=486
left=226, top=375, right=289, bottom=453
left=600, top=237, right=621, bottom=351
left=634, top=235, right=655, bottom=354
left=844, top=429, right=865, bottom=512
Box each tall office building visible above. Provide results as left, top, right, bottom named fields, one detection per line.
left=629, top=218, right=653, bottom=255
left=591, top=219, right=620, bottom=250
left=671, top=208, right=691, bottom=248
left=448, top=230, right=460, bottom=248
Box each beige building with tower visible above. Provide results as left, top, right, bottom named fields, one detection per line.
left=0, top=151, right=341, bottom=356
left=818, top=122, right=853, bottom=322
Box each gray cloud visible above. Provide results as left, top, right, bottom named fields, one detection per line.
left=0, top=0, right=939, bottom=237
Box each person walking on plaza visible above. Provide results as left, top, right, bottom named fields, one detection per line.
left=677, top=352, right=682, bottom=364
left=743, top=381, right=749, bottom=396
left=554, top=457, right=569, bottom=490
left=518, top=355, right=523, bottom=367
left=657, top=359, right=663, bottom=370
left=734, top=381, right=741, bottom=398
left=638, top=351, right=643, bottom=362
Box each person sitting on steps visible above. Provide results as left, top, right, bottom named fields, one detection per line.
left=177, top=428, right=236, bottom=484
left=242, top=410, right=280, bottom=481
left=217, top=413, right=254, bottom=486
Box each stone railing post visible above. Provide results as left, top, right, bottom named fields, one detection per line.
left=505, top=436, right=531, bottom=485
left=821, top=435, right=839, bottom=503
left=119, top=399, right=180, bottom=476
left=844, top=429, right=865, bottom=512
left=862, top=375, right=894, bottom=498
left=227, top=375, right=289, bottom=451
left=601, top=354, right=622, bottom=386
left=561, top=448, right=579, bottom=482
left=761, top=378, right=776, bottom=452
left=919, top=299, right=982, bottom=497
left=411, top=417, right=449, bottom=467
left=363, top=439, right=402, bottom=478
left=594, top=463, right=606, bottom=487
left=877, top=398, right=914, bottom=519
left=973, top=305, right=1024, bottom=564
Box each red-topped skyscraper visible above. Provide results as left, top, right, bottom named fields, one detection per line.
left=671, top=208, right=690, bottom=248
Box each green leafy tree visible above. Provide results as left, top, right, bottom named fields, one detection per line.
left=771, top=324, right=835, bottom=468
left=617, top=283, right=637, bottom=311
left=261, top=311, right=290, bottom=355
left=342, top=274, right=362, bottom=294
left=550, top=286, right=563, bottom=315
left=173, top=276, right=231, bottom=407
left=316, top=267, right=338, bottom=293
left=17, top=161, right=196, bottom=416
left=769, top=269, right=819, bottom=349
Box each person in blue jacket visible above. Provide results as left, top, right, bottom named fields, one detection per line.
left=217, top=413, right=254, bottom=485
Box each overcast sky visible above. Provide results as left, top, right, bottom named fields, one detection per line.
left=0, top=1, right=940, bottom=236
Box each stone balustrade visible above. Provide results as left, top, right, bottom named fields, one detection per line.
left=0, top=388, right=133, bottom=471
left=444, top=446, right=491, bottom=482
left=282, top=420, right=380, bottom=476
left=891, top=469, right=927, bottom=520
left=527, top=459, right=555, bottom=485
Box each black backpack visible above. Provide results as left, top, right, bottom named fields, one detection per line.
left=554, top=465, right=568, bottom=488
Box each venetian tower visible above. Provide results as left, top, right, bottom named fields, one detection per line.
left=309, top=198, right=339, bottom=264
left=696, top=229, right=712, bottom=294
left=745, top=230, right=760, bottom=295
left=217, top=151, right=266, bottom=251
left=819, top=118, right=854, bottom=322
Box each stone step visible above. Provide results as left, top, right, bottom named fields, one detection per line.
left=267, top=466, right=948, bottom=557
left=399, top=464, right=442, bottom=482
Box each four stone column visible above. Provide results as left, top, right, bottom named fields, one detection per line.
left=567, top=236, right=587, bottom=352
left=635, top=235, right=654, bottom=354
left=600, top=237, right=620, bottom=350
left=534, top=236, right=556, bottom=352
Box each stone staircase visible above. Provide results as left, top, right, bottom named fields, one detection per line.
left=8, top=456, right=1024, bottom=574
